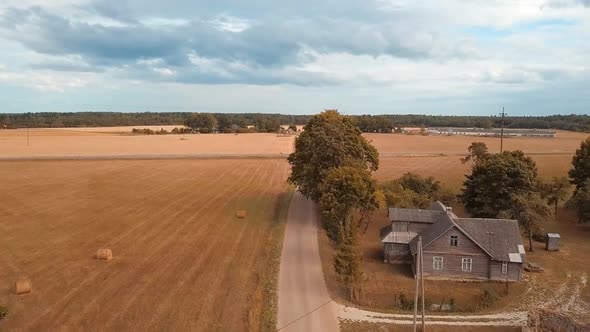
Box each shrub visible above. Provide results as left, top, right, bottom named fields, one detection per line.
left=0, top=305, right=7, bottom=320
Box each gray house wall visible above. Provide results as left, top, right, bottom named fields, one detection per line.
left=418, top=227, right=491, bottom=280
left=489, top=261, right=521, bottom=281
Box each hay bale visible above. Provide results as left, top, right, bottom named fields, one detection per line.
left=236, top=210, right=247, bottom=219
left=96, top=248, right=113, bottom=260
left=15, top=278, right=31, bottom=295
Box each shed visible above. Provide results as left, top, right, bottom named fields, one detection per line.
left=546, top=233, right=560, bottom=251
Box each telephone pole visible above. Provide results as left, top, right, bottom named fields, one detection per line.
left=499, top=107, right=506, bottom=153
left=413, top=236, right=425, bottom=331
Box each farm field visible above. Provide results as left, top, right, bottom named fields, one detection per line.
left=365, top=130, right=589, bottom=156
left=0, top=159, right=291, bottom=331
left=0, top=129, right=295, bottom=158
left=1, top=128, right=587, bottom=160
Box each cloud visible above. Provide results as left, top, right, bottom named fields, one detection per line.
left=0, top=2, right=484, bottom=86
left=0, top=0, right=588, bottom=115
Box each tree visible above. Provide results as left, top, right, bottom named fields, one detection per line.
left=569, top=137, right=590, bottom=193
left=500, top=193, right=553, bottom=251
left=461, top=151, right=539, bottom=218
left=539, top=176, right=571, bottom=216
left=216, top=114, right=233, bottom=132
left=184, top=113, right=217, bottom=133
left=461, top=142, right=489, bottom=164
left=381, top=173, right=456, bottom=209
left=334, top=218, right=363, bottom=301
left=288, top=110, right=379, bottom=202
left=319, top=166, right=382, bottom=239
left=288, top=124, right=297, bottom=131
left=567, top=180, right=590, bottom=224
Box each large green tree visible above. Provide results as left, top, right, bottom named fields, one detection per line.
left=499, top=193, right=553, bottom=252
left=184, top=113, right=217, bottom=133
left=569, top=137, right=590, bottom=193
left=319, top=166, right=382, bottom=239
left=461, top=150, right=538, bottom=218
left=288, top=110, right=379, bottom=202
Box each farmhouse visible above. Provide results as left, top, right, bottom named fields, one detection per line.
left=427, top=127, right=556, bottom=138
left=380, top=201, right=526, bottom=281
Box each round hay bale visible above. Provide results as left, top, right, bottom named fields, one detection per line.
left=96, top=248, right=113, bottom=260
left=236, top=210, right=247, bottom=218
left=15, top=278, right=32, bottom=295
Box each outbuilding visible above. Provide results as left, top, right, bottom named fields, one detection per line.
left=546, top=233, right=560, bottom=251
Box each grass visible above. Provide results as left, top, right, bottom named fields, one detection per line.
left=248, top=188, right=294, bottom=332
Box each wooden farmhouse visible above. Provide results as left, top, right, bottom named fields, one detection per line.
left=380, top=201, right=526, bottom=282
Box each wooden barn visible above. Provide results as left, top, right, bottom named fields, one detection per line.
left=381, top=201, right=526, bottom=282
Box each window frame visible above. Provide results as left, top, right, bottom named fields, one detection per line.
left=501, top=261, right=508, bottom=274
left=450, top=235, right=458, bottom=247
left=433, top=256, right=444, bottom=270
left=461, top=257, right=472, bottom=272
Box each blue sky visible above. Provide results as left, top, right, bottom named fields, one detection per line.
left=0, top=0, right=589, bottom=115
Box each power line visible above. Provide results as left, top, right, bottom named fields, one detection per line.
left=276, top=299, right=333, bottom=331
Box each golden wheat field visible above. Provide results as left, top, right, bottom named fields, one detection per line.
left=0, top=128, right=587, bottom=331
left=0, top=159, right=291, bottom=331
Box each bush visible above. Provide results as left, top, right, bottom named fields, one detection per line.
left=398, top=292, right=413, bottom=310
left=0, top=305, right=7, bottom=320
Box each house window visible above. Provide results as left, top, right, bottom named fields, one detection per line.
left=433, top=256, right=443, bottom=270
left=450, top=235, right=458, bottom=247
left=461, top=258, right=472, bottom=272
left=501, top=262, right=508, bottom=274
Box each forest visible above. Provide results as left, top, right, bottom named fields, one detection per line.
left=1, top=112, right=589, bottom=133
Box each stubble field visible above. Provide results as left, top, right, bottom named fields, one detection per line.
left=0, top=159, right=290, bottom=331
left=1, top=127, right=588, bottom=330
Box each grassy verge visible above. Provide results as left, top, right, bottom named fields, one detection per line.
left=248, top=187, right=295, bottom=332
left=340, top=320, right=521, bottom=332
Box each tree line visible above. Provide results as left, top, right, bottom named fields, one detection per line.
left=2, top=112, right=590, bottom=132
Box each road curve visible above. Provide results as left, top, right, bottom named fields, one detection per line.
left=277, top=191, right=340, bottom=332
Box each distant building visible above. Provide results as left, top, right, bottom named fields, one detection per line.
left=279, top=125, right=304, bottom=132
left=381, top=201, right=525, bottom=282
left=427, top=127, right=556, bottom=138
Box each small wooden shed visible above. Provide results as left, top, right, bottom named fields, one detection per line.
left=546, top=233, right=560, bottom=251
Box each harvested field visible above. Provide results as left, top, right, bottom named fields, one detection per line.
left=0, top=129, right=295, bottom=158
left=2, top=128, right=586, bottom=160
left=0, top=159, right=291, bottom=331
left=365, top=131, right=589, bottom=156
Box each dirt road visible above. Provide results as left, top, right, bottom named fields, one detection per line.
left=277, top=192, right=340, bottom=332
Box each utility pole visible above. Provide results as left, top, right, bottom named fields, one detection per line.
left=413, top=236, right=423, bottom=332
left=421, top=237, right=425, bottom=332
left=499, top=107, right=506, bottom=153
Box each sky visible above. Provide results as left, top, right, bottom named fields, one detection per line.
left=0, top=0, right=589, bottom=115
